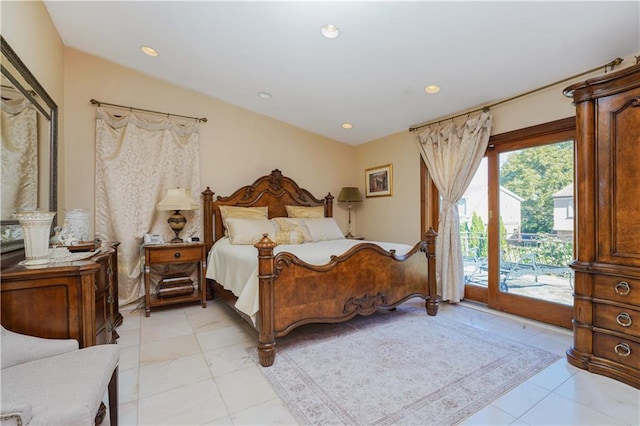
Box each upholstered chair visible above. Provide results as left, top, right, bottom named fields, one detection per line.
left=0, top=326, right=119, bottom=425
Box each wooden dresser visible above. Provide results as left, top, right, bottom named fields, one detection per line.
left=91, top=242, right=123, bottom=344
left=1, top=242, right=122, bottom=347
left=564, top=63, right=640, bottom=389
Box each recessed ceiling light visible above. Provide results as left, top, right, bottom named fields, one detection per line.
left=424, top=85, right=441, bottom=94
left=258, top=91, right=272, bottom=100
left=341, top=123, right=353, bottom=129
left=140, top=46, right=159, bottom=57
left=321, top=24, right=340, bottom=39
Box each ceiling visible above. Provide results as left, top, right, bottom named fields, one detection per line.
left=44, top=1, right=639, bottom=146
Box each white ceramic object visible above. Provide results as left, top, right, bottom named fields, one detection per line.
left=49, top=246, right=70, bottom=259
left=65, top=208, right=90, bottom=241
left=12, top=211, right=56, bottom=264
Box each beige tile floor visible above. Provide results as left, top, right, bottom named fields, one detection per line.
left=115, top=298, right=639, bottom=425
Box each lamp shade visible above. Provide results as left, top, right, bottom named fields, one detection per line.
left=338, top=187, right=363, bottom=203
left=156, top=188, right=199, bottom=211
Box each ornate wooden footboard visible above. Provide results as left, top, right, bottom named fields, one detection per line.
left=203, top=169, right=438, bottom=367
left=254, top=230, right=437, bottom=366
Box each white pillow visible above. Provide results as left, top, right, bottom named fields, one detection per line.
left=225, top=218, right=276, bottom=245
left=302, top=218, right=345, bottom=242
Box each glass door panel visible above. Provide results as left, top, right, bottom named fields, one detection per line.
left=460, top=158, right=489, bottom=291
left=458, top=118, right=576, bottom=328
left=498, top=142, right=574, bottom=306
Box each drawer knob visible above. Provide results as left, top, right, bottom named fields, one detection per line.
left=614, top=343, right=631, bottom=357
left=174, top=252, right=181, bottom=259
left=614, top=281, right=631, bottom=295
left=616, top=312, right=632, bottom=327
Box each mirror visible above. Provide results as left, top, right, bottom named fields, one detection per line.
left=1, top=36, right=58, bottom=255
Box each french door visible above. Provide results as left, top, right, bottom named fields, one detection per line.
left=459, top=118, right=576, bottom=328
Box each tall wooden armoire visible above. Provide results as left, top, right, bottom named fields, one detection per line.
left=564, top=63, right=640, bottom=389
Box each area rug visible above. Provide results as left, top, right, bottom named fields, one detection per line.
left=248, top=304, right=560, bottom=425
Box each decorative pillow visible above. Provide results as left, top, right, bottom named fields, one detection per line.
left=225, top=218, right=276, bottom=245
left=274, top=230, right=306, bottom=245
left=218, top=206, right=268, bottom=235
left=302, top=218, right=346, bottom=241
left=272, top=217, right=313, bottom=243
left=285, top=205, right=324, bottom=218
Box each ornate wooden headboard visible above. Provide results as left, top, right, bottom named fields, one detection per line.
left=202, top=169, right=334, bottom=253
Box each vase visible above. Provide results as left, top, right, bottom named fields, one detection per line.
left=12, top=211, right=56, bottom=265
left=64, top=208, right=90, bottom=241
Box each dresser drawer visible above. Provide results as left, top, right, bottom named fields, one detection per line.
left=147, top=245, right=202, bottom=264
left=594, top=304, right=640, bottom=338
left=593, top=275, right=640, bottom=305
left=593, top=333, right=640, bottom=371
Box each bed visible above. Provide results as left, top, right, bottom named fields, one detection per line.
left=202, top=169, right=438, bottom=367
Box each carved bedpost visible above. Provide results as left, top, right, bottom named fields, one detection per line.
left=202, top=187, right=214, bottom=254
left=254, top=234, right=278, bottom=367
left=324, top=193, right=334, bottom=217
left=424, top=227, right=439, bottom=316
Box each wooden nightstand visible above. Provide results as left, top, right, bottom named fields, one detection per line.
left=143, top=242, right=207, bottom=317
left=346, top=236, right=365, bottom=240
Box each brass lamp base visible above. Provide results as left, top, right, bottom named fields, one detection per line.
left=167, top=209, right=187, bottom=243
left=344, top=203, right=354, bottom=239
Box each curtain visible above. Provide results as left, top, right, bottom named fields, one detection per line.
left=1, top=98, right=38, bottom=220
left=95, top=107, right=201, bottom=305
left=417, top=112, right=492, bottom=302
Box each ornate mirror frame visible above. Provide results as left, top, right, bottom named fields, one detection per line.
left=1, top=35, right=58, bottom=257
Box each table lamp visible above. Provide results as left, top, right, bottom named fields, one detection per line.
left=156, top=188, right=198, bottom=243
left=338, top=186, right=363, bottom=238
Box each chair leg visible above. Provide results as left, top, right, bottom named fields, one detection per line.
left=108, top=366, right=119, bottom=426
left=95, top=402, right=107, bottom=425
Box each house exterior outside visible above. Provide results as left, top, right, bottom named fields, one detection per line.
left=552, top=183, right=574, bottom=238
left=459, top=183, right=524, bottom=237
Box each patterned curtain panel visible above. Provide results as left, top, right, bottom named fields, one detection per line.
left=95, top=107, right=201, bottom=306
left=417, top=112, right=492, bottom=302
left=1, top=98, right=38, bottom=220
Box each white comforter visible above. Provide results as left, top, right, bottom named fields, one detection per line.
left=206, top=237, right=413, bottom=324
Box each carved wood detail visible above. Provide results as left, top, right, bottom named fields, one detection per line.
left=343, top=292, right=388, bottom=315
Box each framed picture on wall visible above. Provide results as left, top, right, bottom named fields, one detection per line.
left=365, top=164, right=393, bottom=197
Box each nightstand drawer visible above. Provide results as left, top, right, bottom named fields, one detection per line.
left=147, top=245, right=202, bottom=264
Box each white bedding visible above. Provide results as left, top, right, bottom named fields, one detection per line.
left=206, top=237, right=413, bottom=325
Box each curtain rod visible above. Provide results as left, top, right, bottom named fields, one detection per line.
left=408, top=57, right=624, bottom=133
left=90, top=98, right=207, bottom=123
